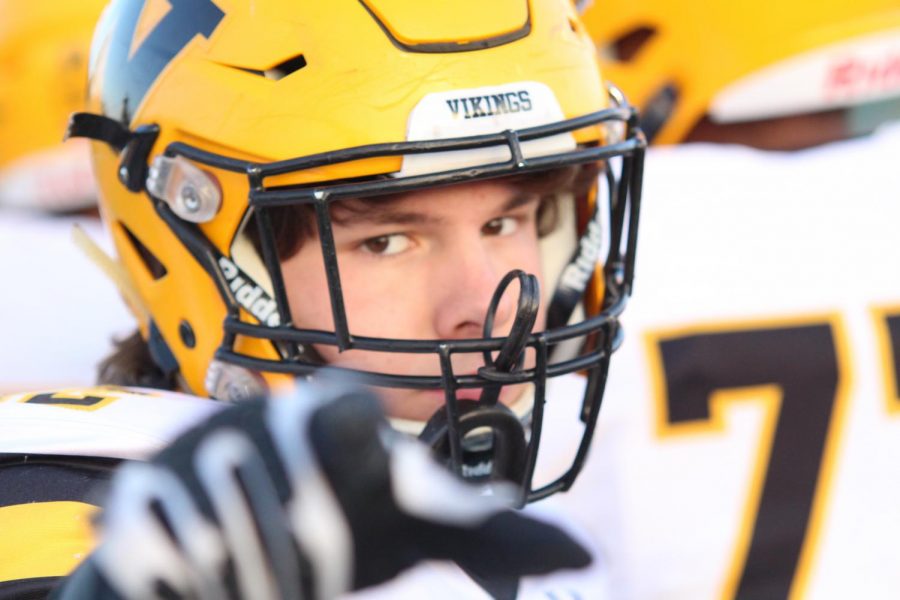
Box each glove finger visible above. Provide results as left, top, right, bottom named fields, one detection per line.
left=193, top=430, right=303, bottom=600
left=418, top=510, right=592, bottom=577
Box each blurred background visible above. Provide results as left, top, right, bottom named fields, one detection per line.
left=0, top=0, right=132, bottom=393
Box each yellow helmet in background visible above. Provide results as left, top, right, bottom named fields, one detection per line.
left=581, top=0, right=900, bottom=143
left=70, top=0, right=645, bottom=501
left=0, top=0, right=107, bottom=211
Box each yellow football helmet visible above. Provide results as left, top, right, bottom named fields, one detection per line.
left=0, top=0, right=106, bottom=211
left=71, top=0, right=645, bottom=501
left=581, top=0, right=900, bottom=143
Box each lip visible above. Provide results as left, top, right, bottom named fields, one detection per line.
left=424, top=387, right=483, bottom=402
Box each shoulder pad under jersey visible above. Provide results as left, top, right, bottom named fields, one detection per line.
left=0, top=386, right=223, bottom=460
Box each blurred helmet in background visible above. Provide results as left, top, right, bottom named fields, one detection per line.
left=581, top=0, right=900, bottom=144
left=0, top=0, right=107, bottom=212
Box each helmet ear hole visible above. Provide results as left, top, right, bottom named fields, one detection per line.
left=119, top=222, right=167, bottom=280
left=606, top=26, right=657, bottom=62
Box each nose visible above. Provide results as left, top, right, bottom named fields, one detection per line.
left=432, top=239, right=518, bottom=340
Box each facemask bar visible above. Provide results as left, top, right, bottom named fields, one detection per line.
left=171, top=113, right=641, bottom=344
left=71, top=85, right=645, bottom=503
left=209, top=143, right=639, bottom=389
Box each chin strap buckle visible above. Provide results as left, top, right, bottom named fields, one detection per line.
left=65, top=112, right=159, bottom=193
left=420, top=400, right=527, bottom=491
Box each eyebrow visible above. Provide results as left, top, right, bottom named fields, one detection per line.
left=331, top=192, right=540, bottom=228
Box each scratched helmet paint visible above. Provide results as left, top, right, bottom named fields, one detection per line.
left=0, top=0, right=107, bottom=211
left=580, top=0, right=900, bottom=143
left=72, top=0, right=645, bottom=502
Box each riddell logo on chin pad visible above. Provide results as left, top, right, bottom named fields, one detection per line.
left=218, top=256, right=281, bottom=327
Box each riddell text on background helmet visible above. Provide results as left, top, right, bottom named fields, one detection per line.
left=0, top=0, right=107, bottom=211
left=69, top=0, right=645, bottom=503
left=580, top=0, right=900, bottom=143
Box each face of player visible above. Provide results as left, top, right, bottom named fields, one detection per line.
left=280, top=177, right=546, bottom=421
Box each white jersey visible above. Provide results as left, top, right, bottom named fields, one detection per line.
left=0, top=212, right=133, bottom=392
left=0, top=385, right=221, bottom=458
left=577, top=122, right=900, bottom=600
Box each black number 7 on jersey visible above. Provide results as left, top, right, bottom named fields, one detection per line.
left=646, top=317, right=850, bottom=600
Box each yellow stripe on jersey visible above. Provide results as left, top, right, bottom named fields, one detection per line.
left=0, top=501, right=97, bottom=582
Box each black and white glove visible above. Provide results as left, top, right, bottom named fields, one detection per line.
left=54, top=382, right=590, bottom=600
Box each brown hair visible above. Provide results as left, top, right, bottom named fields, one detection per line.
left=96, top=330, right=176, bottom=389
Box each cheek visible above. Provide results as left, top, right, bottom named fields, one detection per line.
left=504, top=226, right=544, bottom=273
left=281, top=246, right=333, bottom=329
left=318, top=251, right=434, bottom=339
left=281, top=251, right=424, bottom=369
left=498, top=232, right=547, bottom=326
left=282, top=240, right=436, bottom=354
left=494, top=230, right=545, bottom=278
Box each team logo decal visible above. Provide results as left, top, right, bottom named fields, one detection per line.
left=93, top=0, right=225, bottom=123
left=445, top=91, right=534, bottom=120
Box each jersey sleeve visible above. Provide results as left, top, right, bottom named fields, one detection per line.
left=0, top=386, right=223, bottom=598
left=0, top=386, right=222, bottom=459
left=0, top=454, right=118, bottom=598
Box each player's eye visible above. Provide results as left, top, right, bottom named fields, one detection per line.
left=482, top=216, right=519, bottom=237
left=361, top=233, right=410, bottom=256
